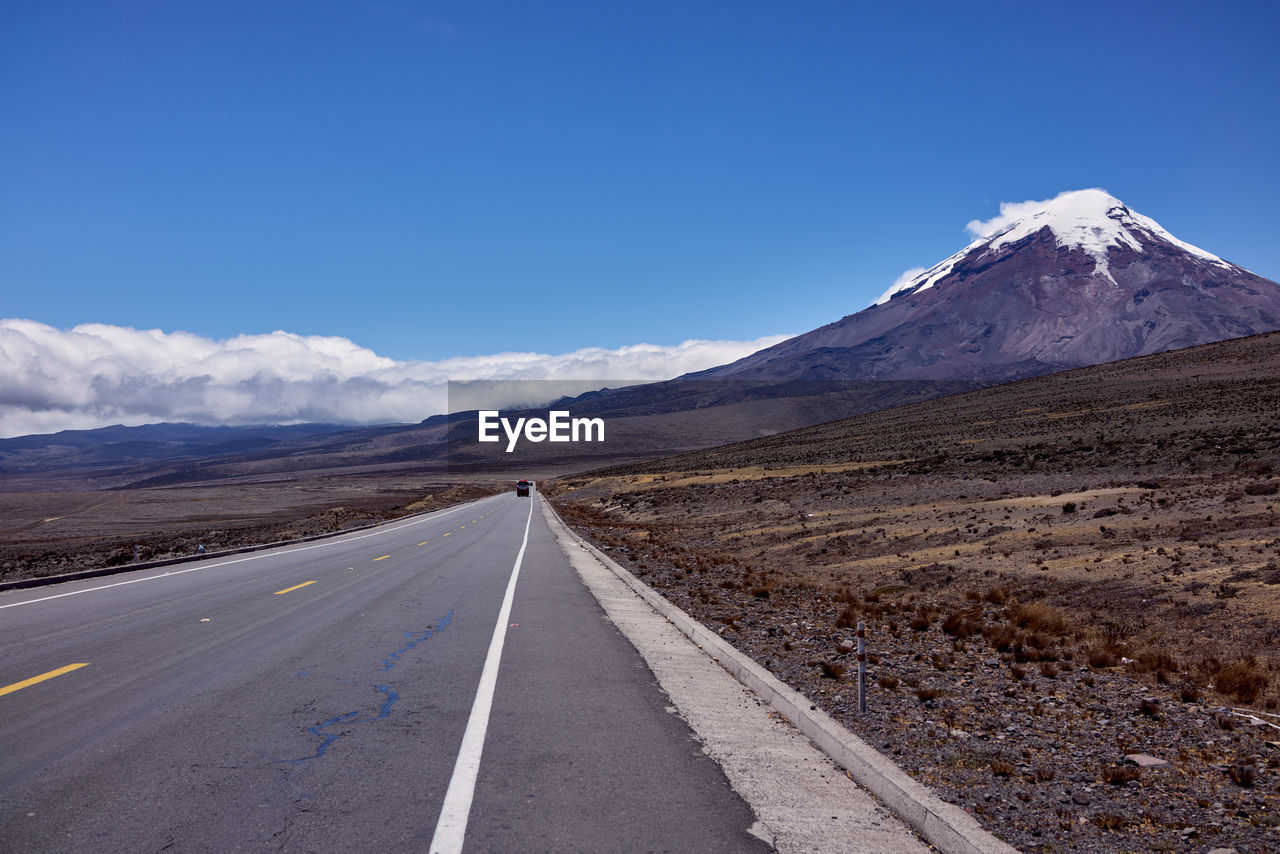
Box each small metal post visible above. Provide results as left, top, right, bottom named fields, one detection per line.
left=856, top=620, right=866, bottom=713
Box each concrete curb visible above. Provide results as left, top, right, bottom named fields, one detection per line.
left=544, top=499, right=1018, bottom=854
left=0, top=495, right=492, bottom=594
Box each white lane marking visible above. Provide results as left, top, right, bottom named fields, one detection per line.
left=430, top=495, right=534, bottom=854
left=0, top=494, right=505, bottom=611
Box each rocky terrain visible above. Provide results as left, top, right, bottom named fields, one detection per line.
left=548, top=330, right=1280, bottom=853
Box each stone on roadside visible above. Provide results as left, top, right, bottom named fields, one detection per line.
left=1123, top=753, right=1170, bottom=768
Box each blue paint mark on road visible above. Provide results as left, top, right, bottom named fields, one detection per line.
left=381, top=609, right=454, bottom=672
left=271, top=609, right=454, bottom=798
left=275, top=685, right=400, bottom=798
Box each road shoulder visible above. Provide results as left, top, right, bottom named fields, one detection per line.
left=542, top=497, right=939, bottom=854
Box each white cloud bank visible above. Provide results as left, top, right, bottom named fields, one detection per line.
left=964, top=197, right=1050, bottom=241
left=0, top=319, right=789, bottom=438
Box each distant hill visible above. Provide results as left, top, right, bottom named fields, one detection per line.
left=582, top=328, right=1280, bottom=478
left=0, top=423, right=361, bottom=482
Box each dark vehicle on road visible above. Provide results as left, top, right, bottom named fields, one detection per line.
left=515, top=479, right=531, bottom=497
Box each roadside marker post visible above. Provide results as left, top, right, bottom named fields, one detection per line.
left=857, top=621, right=866, bottom=713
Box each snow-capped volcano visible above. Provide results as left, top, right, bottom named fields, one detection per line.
left=696, top=190, right=1280, bottom=384
left=875, top=189, right=1235, bottom=306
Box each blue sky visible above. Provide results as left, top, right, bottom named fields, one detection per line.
left=1, top=2, right=1278, bottom=434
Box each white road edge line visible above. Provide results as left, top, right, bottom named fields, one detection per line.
left=0, top=494, right=502, bottom=611
left=429, top=494, right=534, bottom=854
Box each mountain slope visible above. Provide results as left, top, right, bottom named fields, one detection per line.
left=697, top=189, right=1280, bottom=383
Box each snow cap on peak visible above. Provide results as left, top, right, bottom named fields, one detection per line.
left=965, top=188, right=1124, bottom=242
left=874, top=189, right=1230, bottom=306
left=965, top=188, right=1229, bottom=273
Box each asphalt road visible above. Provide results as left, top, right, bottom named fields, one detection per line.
left=0, top=492, right=768, bottom=853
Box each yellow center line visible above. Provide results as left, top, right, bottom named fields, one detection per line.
left=460, top=525, right=466, bottom=529
left=443, top=532, right=451, bottom=537
left=274, top=580, right=318, bottom=595
left=418, top=541, right=429, bottom=546
left=373, top=555, right=391, bottom=561
left=1, top=663, right=90, bottom=697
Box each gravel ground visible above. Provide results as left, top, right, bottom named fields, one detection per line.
left=566, top=518, right=1280, bottom=854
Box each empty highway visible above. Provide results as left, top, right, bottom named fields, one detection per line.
left=0, top=492, right=771, bottom=852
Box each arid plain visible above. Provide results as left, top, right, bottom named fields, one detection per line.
left=549, top=331, right=1280, bottom=853
left=0, top=475, right=501, bottom=582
